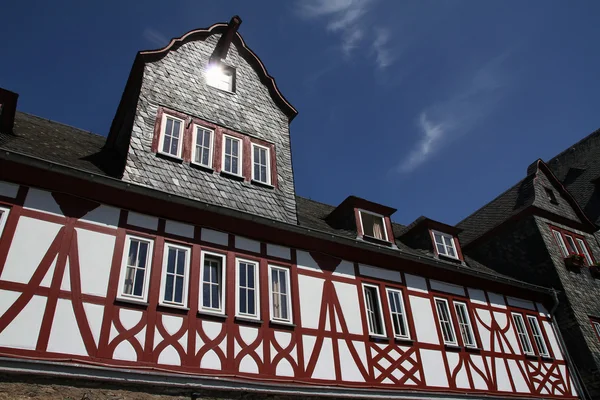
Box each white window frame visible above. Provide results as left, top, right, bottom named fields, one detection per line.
left=268, top=265, right=292, bottom=324
left=552, top=229, right=569, bottom=257
left=251, top=143, right=271, bottom=185
left=206, top=63, right=235, bottom=92
left=358, top=209, right=388, bottom=241
left=576, top=238, right=594, bottom=266
left=432, top=230, right=459, bottom=259
left=159, top=242, right=191, bottom=309
left=527, top=315, right=549, bottom=357
left=386, top=288, right=410, bottom=339
left=235, top=258, right=260, bottom=320
left=592, top=320, right=600, bottom=341
left=0, top=206, right=10, bottom=238
left=222, top=134, right=243, bottom=176
left=434, top=297, right=458, bottom=346
left=564, top=234, right=578, bottom=254
left=158, top=114, right=185, bottom=159
left=362, top=283, right=386, bottom=337
left=117, top=235, right=154, bottom=304
left=199, top=250, right=226, bottom=315
left=454, top=301, right=477, bottom=348
left=191, top=124, right=214, bottom=169
left=512, top=312, right=534, bottom=355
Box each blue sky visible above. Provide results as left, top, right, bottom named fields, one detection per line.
left=1, top=0, right=599, bottom=226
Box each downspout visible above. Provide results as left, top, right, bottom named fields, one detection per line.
left=550, top=288, right=589, bottom=400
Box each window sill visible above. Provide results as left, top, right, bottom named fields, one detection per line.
left=540, top=355, right=554, bottom=362
left=438, top=254, right=461, bottom=263
left=156, top=152, right=184, bottom=163
left=234, top=316, right=263, bottom=325
left=361, top=235, right=393, bottom=247
left=198, top=310, right=227, bottom=319
left=369, top=335, right=390, bottom=342
left=158, top=303, right=190, bottom=312
left=394, top=337, right=414, bottom=344
left=444, top=343, right=462, bottom=351
left=524, top=353, right=538, bottom=360
left=190, top=162, right=214, bottom=173
left=465, top=346, right=482, bottom=353
left=115, top=296, right=149, bottom=307
left=251, top=179, right=274, bottom=189
left=270, top=320, right=295, bottom=328
left=220, top=171, right=245, bottom=181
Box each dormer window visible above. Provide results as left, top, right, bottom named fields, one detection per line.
left=359, top=210, right=388, bottom=241
left=223, top=135, right=242, bottom=176
left=206, top=63, right=235, bottom=92
left=159, top=114, right=184, bottom=158
left=252, top=143, right=270, bottom=185
left=192, top=125, right=214, bottom=168
left=432, top=230, right=458, bottom=259
left=545, top=187, right=558, bottom=204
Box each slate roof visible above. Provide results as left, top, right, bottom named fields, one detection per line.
left=457, top=174, right=536, bottom=246
left=546, top=128, right=600, bottom=226
left=1, top=111, right=530, bottom=285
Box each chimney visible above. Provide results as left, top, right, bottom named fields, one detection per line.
left=0, top=88, right=19, bottom=134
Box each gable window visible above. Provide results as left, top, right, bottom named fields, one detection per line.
left=545, top=187, right=558, bottom=204
left=0, top=206, right=9, bottom=238
left=118, top=235, right=154, bottom=303
left=432, top=230, right=458, bottom=259
left=159, top=114, right=184, bottom=158
left=454, top=302, right=476, bottom=347
left=269, top=265, right=292, bottom=323
left=386, top=288, right=410, bottom=339
left=252, top=143, right=271, bottom=185
left=206, top=63, right=235, bottom=92
left=363, top=284, right=385, bottom=336
left=512, top=313, right=534, bottom=355
left=591, top=318, right=600, bottom=342
left=434, top=298, right=457, bottom=345
left=200, top=251, right=226, bottom=314
left=551, top=228, right=594, bottom=265
left=223, top=135, right=242, bottom=176
left=236, top=259, right=260, bottom=319
left=159, top=243, right=190, bottom=308
left=192, top=125, right=214, bottom=168
left=359, top=210, right=387, bottom=241
left=527, top=315, right=549, bottom=357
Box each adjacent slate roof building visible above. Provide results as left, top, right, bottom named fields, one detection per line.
left=0, top=16, right=587, bottom=400
left=458, top=136, right=600, bottom=399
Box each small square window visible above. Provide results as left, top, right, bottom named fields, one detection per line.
left=363, top=284, right=386, bottom=337
left=200, top=251, right=226, bottom=314
left=159, top=243, right=191, bottom=308
left=269, top=265, right=292, bottom=323
left=206, top=63, right=235, bottom=92
left=118, top=235, right=154, bottom=303
left=545, top=187, right=558, bottom=204
left=192, top=125, right=214, bottom=168
left=432, top=230, right=458, bottom=259
left=158, top=114, right=184, bottom=158
left=236, top=258, right=260, bottom=319
left=252, top=143, right=271, bottom=185
left=0, top=206, right=10, bottom=238
left=359, top=210, right=388, bottom=241
left=223, top=135, right=242, bottom=176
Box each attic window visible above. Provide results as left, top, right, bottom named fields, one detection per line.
left=359, top=210, right=388, bottom=241
left=206, top=63, right=235, bottom=92
left=545, top=187, right=558, bottom=204
left=432, top=230, right=458, bottom=259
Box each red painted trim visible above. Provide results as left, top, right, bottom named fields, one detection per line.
left=242, top=136, right=251, bottom=182
left=590, top=317, right=600, bottom=343
left=151, top=108, right=164, bottom=153
left=549, top=224, right=595, bottom=265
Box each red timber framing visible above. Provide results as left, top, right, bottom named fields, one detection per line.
left=0, top=166, right=578, bottom=398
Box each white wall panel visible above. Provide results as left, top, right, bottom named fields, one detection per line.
left=420, top=349, right=448, bottom=387
left=468, top=288, right=487, bottom=305
left=80, top=205, right=120, bottom=228
left=266, top=243, right=290, bottom=259
left=202, top=228, right=229, bottom=246
left=487, top=292, right=506, bottom=308
left=114, top=340, right=137, bottom=361
left=311, top=337, right=335, bottom=380
left=508, top=359, right=530, bottom=393
left=0, top=291, right=45, bottom=350
left=24, top=188, right=62, bottom=216
left=127, top=212, right=158, bottom=230
left=405, top=274, right=428, bottom=293
left=506, top=296, right=535, bottom=310
left=333, top=260, right=355, bottom=278
left=234, top=235, right=260, bottom=253
left=2, top=217, right=62, bottom=284
left=165, top=219, right=194, bottom=238
left=430, top=280, right=465, bottom=296
left=338, top=340, right=364, bottom=382
left=475, top=309, right=492, bottom=351
left=239, top=354, right=259, bottom=373
left=495, top=358, right=512, bottom=391
left=296, top=250, right=321, bottom=272
left=470, top=355, right=489, bottom=390
left=410, top=295, right=439, bottom=344
left=358, top=264, right=401, bottom=282
left=543, top=320, right=563, bottom=360
left=298, top=275, right=324, bottom=329
left=200, top=349, right=221, bottom=370
left=333, top=281, right=362, bottom=335
left=47, top=299, right=87, bottom=356
left=83, top=303, right=104, bottom=346
left=157, top=345, right=181, bottom=366
left=76, top=228, right=115, bottom=297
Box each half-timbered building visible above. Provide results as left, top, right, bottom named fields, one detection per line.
left=0, top=16, right=585, bottom=399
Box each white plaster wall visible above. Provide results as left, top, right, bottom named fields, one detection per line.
left=410, top=295, right=439, bottom=344
left=165, top=219, right=194, bottom=238
left=333, top=281, right=363, bottom=335
left=405, top=274, right=428, bottom=293
left=333, top=260, right=355, bottom=278
left=127, top=212, right=158, bottom=230
left=0, top=180, right=19, bottom=198
left=24, top=188, right=62, bottom=216
left=543, top=320, right=563, bottom=360
left=298, top=275, right=324, bottom=329
left=358, top=264, right=401, bottom=282
left=266, top=243, right=290, bottom=259
left=420, top=349, right=448, bottom=387
left=296, top=250, right=321, bottom=272
left=311, top=337, right=335, bottom=380
left=47, top=299, right=88, bottom=356
left=2, top=217, right=62, bottom=284
left=80, top=205, right=120, bottom=228
left=234, top=235, right=260, bottom=253
left=338, top=340, right=364, bottom=382
left=430, top=280, right=465, bottom=296
left=76, top=228, right=115, bottom=297
left=0, top=292, right=46, bottom=350
left=202, top=228, right=228, bottom=246
left=506, top=296, right=535, bottom=310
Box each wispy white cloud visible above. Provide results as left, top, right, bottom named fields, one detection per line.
left=142, top=28, right=168, bottom=48
left=297, top=0, right=396, bottom=68
left=398, top=52, right=511, bottom=173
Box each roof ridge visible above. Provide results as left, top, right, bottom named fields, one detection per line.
left=16, top=111, right=107, bottom=139
left=547, top=126, right=600, bottom=165
left=295, top=195, right=336, bottom=208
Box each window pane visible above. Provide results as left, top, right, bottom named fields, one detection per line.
left=577, top=238, right=593, bottom=265
left=239, top=264, right=247, bottom=287
left=364, top=286, right=384, bottom=335
left=172, top=120, right=181, bottom=138
left=279, top=270, right=287, bottom=293
left=434, top=232, right=444, bottom=245
left=211, top=284, right=220, bottom=308
left=176, top=249, right=186, bottom=275
left=124, top=267, right=135, bottom=295
left=232, top=157, right=238, bottom=174
left=170, top=137, right=179, bottom=155
left=165, top=274, right=174, bottom=302
left=248, top=264, right=255, bottom=288
left=232, top=139, right=239, bottom=156
left=281, top=294, right=288, bottom=319
left=513, top=314, right=533, bottom=354
left=133, top=268, right=145, bottom=296
left=128, top=241, right=139, bottom=267
left=167, top=249, right=176, bottom=273
left=203, top=283, right=211, bottom=307
left=225, top=138, right=231, bottom=154
left=239, top=288, right=247, bottom=313
left=175, top=276, right=184, bottom=304
left=553, top=230, right=569, bottom=257
left=528, top=316, right=548, bottom=356
left=248, top=289, right=255, bottom=315
left=565, top=235, right=577, bottom=254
